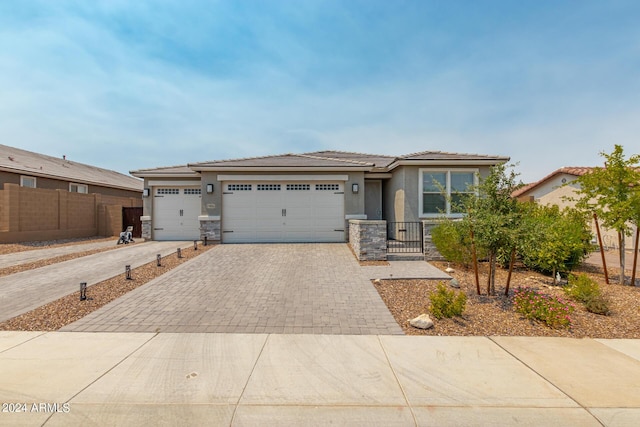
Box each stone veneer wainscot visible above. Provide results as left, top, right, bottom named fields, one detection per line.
left=349, top=220, right=387, bottom=261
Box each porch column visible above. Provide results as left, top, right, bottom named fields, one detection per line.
left=422, top=220, right=445, bottom=261
left=141, top=216, right=152, bottom=240
left=199, top=215, right=221, bottom=243
left=349, top=219, right=387, bottom=261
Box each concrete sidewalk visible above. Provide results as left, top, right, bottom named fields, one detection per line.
left=0, top=240, right=117, bottom=269
left=1, top=333, right=638, bottom=426
left=0, top=241, right=192, bottom=323
left=362, top=261, right=452, bottom=280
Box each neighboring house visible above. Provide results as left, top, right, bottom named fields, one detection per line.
left=0, top=144, right=143, bottom=243
left=131, top=150, right=509, bottom=244
left=513, top=166, right=636, bottom=250
left=0, top=144, right=143, bottom=198
left=512, top=167, right=593, bottom=206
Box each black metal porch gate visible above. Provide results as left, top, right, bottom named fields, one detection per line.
left=386, top=222, right=423, bottom=253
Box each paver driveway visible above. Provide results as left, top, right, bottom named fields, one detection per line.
left=62, top=244, right=404, bottom=335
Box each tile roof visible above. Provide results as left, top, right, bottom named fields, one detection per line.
left=304, top=150, right=397, bottom=169
left=512, top=167, right=594, bottom=198
left=130, top=164, right=200, bottom=177
left=189, top=153, right=374, bottom=169
left=0, top=144, right=142, bottom=191
left=400, top=150, right=510, bottom=161
left=133, top=149, right=510, bottom=177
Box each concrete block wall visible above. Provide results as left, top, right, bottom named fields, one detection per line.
left=19, top=187, right=59, bottom=231
left=67, top=191, right=96, bottom=230
left=0, top=183, right=142, bottom=243
left=99, top=204, right=123, bottom=237
left=349, top=220, right=387, bottom=261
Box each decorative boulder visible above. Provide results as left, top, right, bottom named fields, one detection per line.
left=445, top=267, right=455, bottom=273
left=410, top=314, right=434, bottom=330
left=449, top=278, right=460, bottom=288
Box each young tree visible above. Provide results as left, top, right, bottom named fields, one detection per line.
left=571, top=145, right=640, bottom=285
left=466, top=163, right=523, bottom=295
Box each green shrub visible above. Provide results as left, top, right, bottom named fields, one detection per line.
left=518, top=205, right=592, bottom=277
left=564, top=274, right=611, bottom=315
left=429, top=282, right=467, bottom=319
left=513, top=287, right=576, bottom=329
left=431, top=219, right=487, bottom=267
left=564, top=274, right=601, bottom=303
left=584, top=294, right=611, bottom=316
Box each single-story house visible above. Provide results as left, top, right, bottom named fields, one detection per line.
left=0, top=144, right=143, bottom=243
left=0, top=144, right=143, bottom=198
left=131, top=150, right=509, bottom=245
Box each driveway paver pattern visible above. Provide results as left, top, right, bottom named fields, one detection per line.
left=61, top=244, right=405, bottom=335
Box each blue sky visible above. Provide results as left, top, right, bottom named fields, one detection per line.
left=1, top=0, right=638, bottom=182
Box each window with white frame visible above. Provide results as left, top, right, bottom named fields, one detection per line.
left=69, top=183, right=88, bottom=193
left=20, top=176, right=36, bottom=188
left=419, top=169, right=477, bottom=216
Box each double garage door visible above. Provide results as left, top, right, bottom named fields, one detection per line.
left=222, top=181, right=345, bottom=243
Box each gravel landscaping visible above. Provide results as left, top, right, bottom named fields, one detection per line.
left=0, top=236, right=115, bottom=255
left=374, top=260, right=640, bottom=338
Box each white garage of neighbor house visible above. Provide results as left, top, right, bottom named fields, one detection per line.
left=131, top=150, right=509, bottom=244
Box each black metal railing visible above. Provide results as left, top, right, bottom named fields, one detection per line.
left=387, top=222, right=423, bottom=253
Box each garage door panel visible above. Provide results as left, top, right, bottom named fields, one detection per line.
left=153, top=187, right=201, bottom=240
left=222, top=181, right=344, bottom=243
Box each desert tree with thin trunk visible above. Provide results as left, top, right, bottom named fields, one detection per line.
left=569, top=145, right=640, bottom=285
left=465, top=163, right=523, bottom=295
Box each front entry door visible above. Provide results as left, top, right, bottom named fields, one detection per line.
left=364, top=180, right=382, bottom=220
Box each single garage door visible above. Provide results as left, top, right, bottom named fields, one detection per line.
left=222, top=182, right=344, bottom=243
left=153, top=187, right=201, bottom=240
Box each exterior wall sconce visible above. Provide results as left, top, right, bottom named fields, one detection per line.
left=352, top=183, right=359, bottom=193
left=206, top=184, right=214, bottom=194
left=143, top=188, right=150, bottom=197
